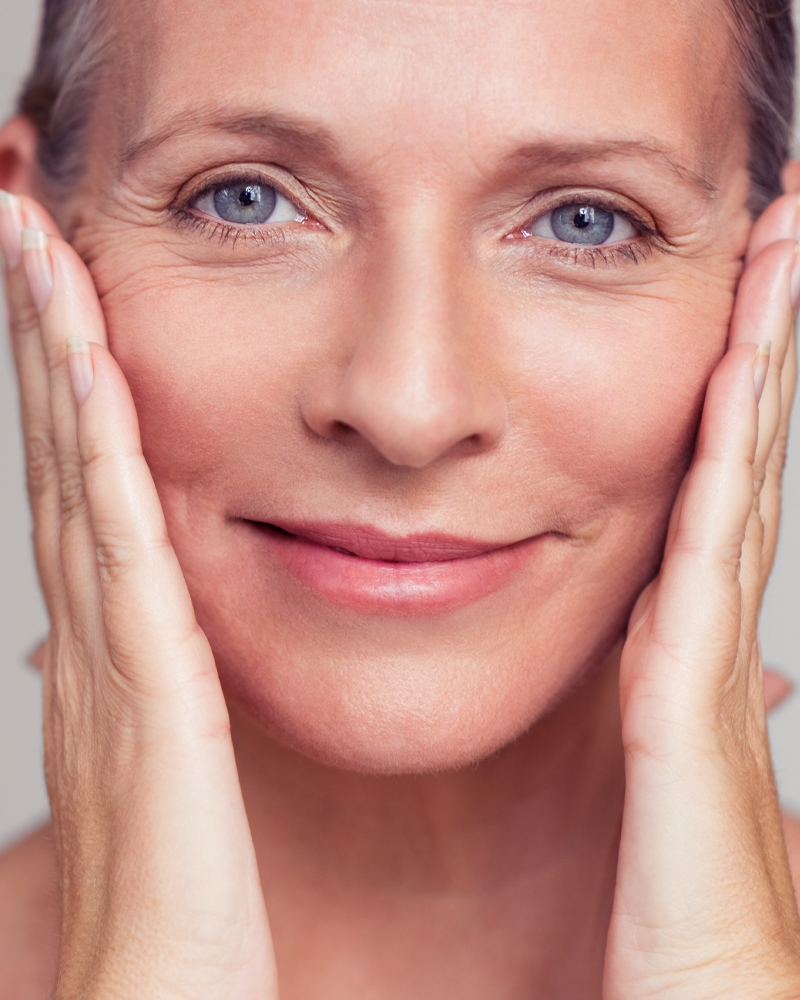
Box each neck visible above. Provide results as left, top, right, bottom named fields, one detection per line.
left=230, top=648, right=624, bottom=1000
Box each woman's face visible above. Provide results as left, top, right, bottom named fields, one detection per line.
left=66, top=0, right=751, bottom=772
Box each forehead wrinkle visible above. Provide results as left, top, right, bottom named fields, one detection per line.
left=503, top=140, right=718, bottom=196
left=121, top=106, right=720, bottom=201
left=119, top=105, right=342, bottom=166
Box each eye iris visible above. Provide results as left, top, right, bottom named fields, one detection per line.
left=213, top=183, right=277, bottom=224
left=551, top=204, right=615, bottom=245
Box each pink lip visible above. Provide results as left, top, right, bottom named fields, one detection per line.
left=245, top=520, right=545, bottom=615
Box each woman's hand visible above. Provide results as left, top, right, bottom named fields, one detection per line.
left=606, top=195, right=800, bottom=999
left=0, top=192, right=278, bottom=1000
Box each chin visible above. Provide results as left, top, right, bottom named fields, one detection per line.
left=173, top=498, right=661, bottom=775
left=201, top=608, right=627, bottom=775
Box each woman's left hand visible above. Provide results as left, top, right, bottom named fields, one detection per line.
left=605, top=194, right=800, bottom=999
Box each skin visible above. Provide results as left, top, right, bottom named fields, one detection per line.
left=37, top=0, right=756, bottom=769
left=0, top=0, right=799, bottom=996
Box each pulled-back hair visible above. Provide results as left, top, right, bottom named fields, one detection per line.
left=17, top=0, right=796, bottom=215
left=18, top=0, right=108, bottom=194
left=730, top=0, right=795, bottom=212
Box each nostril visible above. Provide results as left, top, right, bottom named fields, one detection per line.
left=329, top=419, right=357, bottom=441
left=301, top=354, right=507, bottom=467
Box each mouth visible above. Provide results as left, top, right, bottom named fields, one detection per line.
left=243, top=519, right=547, bottom=615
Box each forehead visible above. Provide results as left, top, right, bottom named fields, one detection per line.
left=114, top=0, right=738, bottom=186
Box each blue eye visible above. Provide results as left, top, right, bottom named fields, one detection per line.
left=525, top=203, right=637, bottom=246
left=192, top=180, right=305, bottom=226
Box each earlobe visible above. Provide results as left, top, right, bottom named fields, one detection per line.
left=0, top=115, right=42, bottom=198
left=781, top=160, right=800, bottom=195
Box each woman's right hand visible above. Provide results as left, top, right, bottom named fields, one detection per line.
left=0, top=192, right=278, bottom=1000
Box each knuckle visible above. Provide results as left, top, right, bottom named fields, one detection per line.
left=24, top=428, right=58, bottom=499
left=58, top=461, right=88, bottom=522
left=93, top=529, right=139, bottom=581
left=766, top=438, right=788, bottom=480
left=94, top=529, right=170, bottom=584
left=9, top=299, right=42, bottom=341
left=80, top=442, right=117, bottom=478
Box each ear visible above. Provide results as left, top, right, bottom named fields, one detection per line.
left=782, top=159, right=800, bottom=195
left=0, top=115, right=43, bottom=198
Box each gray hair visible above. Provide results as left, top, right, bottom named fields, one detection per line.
left=17, top=0, right=796, bottom=215
left=18, top=0, right=109, bottom=196
left=729, top=0, right=795, bottom=213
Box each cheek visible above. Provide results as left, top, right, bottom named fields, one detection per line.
left=501, top=277, right=730, bottom=521
left=98, top=259, right=733, bottom=773
left=103, top=270, right=320, bottom=487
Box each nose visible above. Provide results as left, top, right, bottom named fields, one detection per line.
left=302, top=233, right=507, bottom=469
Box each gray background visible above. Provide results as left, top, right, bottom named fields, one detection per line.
left=1, top=2, right=799, bottom=850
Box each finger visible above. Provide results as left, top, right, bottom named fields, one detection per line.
left=763, top=667, right=793, bottom=713
left=729, top=239, right=796, bottom=362
left=0, top=190, right=59, bottom=274
left=644, top=343, right=759, bottom=713
left=74, top=341, right=219, bottom=710
left=728, top=240, right=797, bottom=488
left=662, top=472, right=689, bottom=556
left=1, top=195, right=67, bottom=619
left=758, top=331, right=796, bottom=590
left=22, top=230, right=112, bottom=651
left=744, top=192, right=800, bottom=265
left=727, top=245, right=798, bottom=663
left=730, top=240, right=798, bottom=609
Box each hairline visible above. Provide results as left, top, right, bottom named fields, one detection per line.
left=18, top=0, right=793, bottom=213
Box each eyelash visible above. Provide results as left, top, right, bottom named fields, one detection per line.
left=171, top=209, right=295, bottom=248
left=511, top=197, right=663, bottom=267
left=170, top=172, right=314, bottom=247
left=542, top=240, right=652, bottom=268
left=170, top=178, right=664, bottom=267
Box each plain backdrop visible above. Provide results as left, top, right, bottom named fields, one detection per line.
left=1, top=2, right=800, bottom=850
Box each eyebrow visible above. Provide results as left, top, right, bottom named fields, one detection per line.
left=502, top=139, right=717, bottom=195
left=121, top=107, right=717, bottom=197
left=120, top=107, right=340, bottom=165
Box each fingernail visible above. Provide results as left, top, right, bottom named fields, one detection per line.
left=0, top=190, right=24, bottom=270
left=754, top=340, right=771, bottom=404
left=21, top=229, right=53, bottom=311
left=67, top=337, right=93, bottom=406
left=792, top=244, right=800, bottom=311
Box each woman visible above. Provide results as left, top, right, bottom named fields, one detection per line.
left=1, top=0, right=800, bottom=995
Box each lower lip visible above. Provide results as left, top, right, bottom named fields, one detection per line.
left=246, top=525, right=545, bottom=615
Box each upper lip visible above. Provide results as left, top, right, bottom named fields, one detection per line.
left=255, top=520, right=515, bottom=562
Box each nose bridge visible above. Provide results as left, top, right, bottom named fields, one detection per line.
left=368, top=221, right=463, bottom=396
left=322, top=214, right=507, bottom=468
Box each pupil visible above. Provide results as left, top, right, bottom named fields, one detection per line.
left=213, top=182, right=277, bottom=224
left=550, top=203, right=614, bottom=245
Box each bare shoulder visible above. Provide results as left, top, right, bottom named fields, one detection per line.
left=0, top=823, right=59, bottom=1000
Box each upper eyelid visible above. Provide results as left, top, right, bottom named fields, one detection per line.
left=176, top=166, right=315, bottom=219
left=527, top=204, right=642, bottom=237
left=174, top=172, right=664, bottom=256
left=516, top=190, right=658, bottom=236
